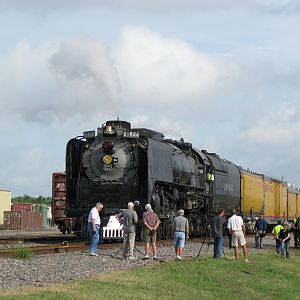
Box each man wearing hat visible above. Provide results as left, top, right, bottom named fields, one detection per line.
left=142, top=204, right=160, bottom=260
left=172, top=209, right=189, bottom=260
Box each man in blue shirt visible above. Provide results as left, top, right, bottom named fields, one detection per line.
left=254, top=213, right=267, bottom=249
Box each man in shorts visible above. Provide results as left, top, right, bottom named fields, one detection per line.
left=172, top=209, right=189, bottom=260
left=227, top=208, right=249, bottom=262
left=142, top=204, right=160, bottom=260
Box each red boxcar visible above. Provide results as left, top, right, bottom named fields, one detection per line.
left=3, top=211, right=42, bottom=230
left=52, top=172, right=66, bottom=218
left=52, top=172, right=74, bottom=233
left=11, top=203, right=34, bottom=212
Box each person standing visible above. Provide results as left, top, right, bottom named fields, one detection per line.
left=117, top=202, right=138, bottom=260
left=172, top=209, right=189, bottom=260
left=272, top=221, right=283, bottom=253
left=227, top=208, right=249, bottom=262
left=279, top=224, right=291, bottom=258
left=142, top=204, right=160, bottom=260
left=254, top=213, right=268, bottom=249
left=211, top=209, right=225, bottom=259
left=87, top=202, right=104, bottom=256
left=293, top=216, right=300, bottom=249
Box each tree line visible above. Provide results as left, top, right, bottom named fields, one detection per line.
left=12, top=195, right=51, bottom=205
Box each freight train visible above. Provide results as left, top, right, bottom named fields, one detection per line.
left=53, top=120, right=300, bottom=238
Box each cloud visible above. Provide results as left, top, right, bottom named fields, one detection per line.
left=240, top=102, right=300, bottom=146
left=0, top=27, right=240, bottom=125
left=114, top=26, right=239, bottom=108
left=50, top=36, right=121, bottom=116
left=0, top=147, right=53, bottom=195
left=130, top=115, right=195, bottom=141
left=1, top=0, right=299, bottom=14
left=0, top=37, right=121, bottom=125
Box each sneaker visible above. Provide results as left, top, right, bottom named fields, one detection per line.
left=90, top=253, right=99, bottom=257
left=142, top=255, right=149, bottom=260
left=244, top=259, right=250, bottom=263
left=176, top=256, right=182, bottom=260
left=153, top=256, right=158, bottom=260
left=260, top=246, right=263, bottom=249
left=128, top=256, right=137, bottom=260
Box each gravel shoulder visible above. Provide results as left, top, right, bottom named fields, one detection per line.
left=0, top=234, right=297, bottom=290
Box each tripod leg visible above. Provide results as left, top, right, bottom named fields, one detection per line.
left=222, top=246, right=226, bottom=259
left=197, top=235, right=207, bottom=257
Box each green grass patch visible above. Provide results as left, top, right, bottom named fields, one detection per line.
left=1, top=252, right=300, bottom=300
left=12, top=247, right=33, bottom=260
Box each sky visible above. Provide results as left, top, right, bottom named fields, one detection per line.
left=0, top=0, right=300, bottom=196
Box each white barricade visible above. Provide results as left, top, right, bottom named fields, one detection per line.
left=102, top=215, right=124, bottom=238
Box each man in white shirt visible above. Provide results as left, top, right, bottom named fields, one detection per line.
left=87, top=202, right=104, bottom=256
left=227, top=208, right=249, bottom=262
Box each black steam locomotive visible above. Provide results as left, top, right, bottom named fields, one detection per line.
left=65, top=120, right=240, bottom=238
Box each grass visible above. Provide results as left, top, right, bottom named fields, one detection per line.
left=1, top=251, right=300, bottom=300
left=12, top=247, right=33, bottom=260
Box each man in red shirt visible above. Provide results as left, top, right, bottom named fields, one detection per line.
left=142, top=204, right=160, bottom=260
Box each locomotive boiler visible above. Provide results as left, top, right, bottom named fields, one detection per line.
left=65, top=120, right=241, bottom=238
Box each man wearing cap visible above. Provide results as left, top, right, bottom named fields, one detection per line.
left=87, top=202, right=104, bottom=256
left=142, top=204, right=160, bottom=260
left=117, top=202, right=138, bottom=260
left=172, top=209, right=189, bottom=260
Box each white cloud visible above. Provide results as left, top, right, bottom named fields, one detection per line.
left=1, top=0, right=299, bottom=14
left=239, top=102, right=300, bottom=146
left=130, top=115, right=195, bottom=141
left=0, top=37, right=121, bottom=125
left=115, top=26, right=239, bottom=107
left=0, top=28, right=240, bottom=125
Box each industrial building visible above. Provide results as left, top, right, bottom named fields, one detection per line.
left=0, top=190, right=11, bottom=229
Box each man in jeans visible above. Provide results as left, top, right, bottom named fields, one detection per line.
left=211, top=209, right=225, bottom=259
left=87, top=202, right=104, bottom=256
left=254, top=213, right=267, bottom=249
left=117, top=202, right=138, bottom=260
left=279, top=224, right=291, bottom=258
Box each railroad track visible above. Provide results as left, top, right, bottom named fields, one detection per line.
left=0, top=238, right=201, bottom=258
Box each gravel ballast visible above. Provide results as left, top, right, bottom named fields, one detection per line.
left=0, top=235, right=282, bottom=290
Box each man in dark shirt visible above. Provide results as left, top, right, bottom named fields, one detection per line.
left=211, top=209, right=225, bottom=259
left=254, top=213, right=268, bottom=249
left=279, top=224, right=291, bottom=258
left=116, top=202, right=138, bottom=260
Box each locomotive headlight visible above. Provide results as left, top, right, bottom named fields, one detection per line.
left=102, top=155, right=113, bottom=165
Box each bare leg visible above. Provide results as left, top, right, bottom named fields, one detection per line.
left=242, top=245, right=248, bottom=260
left=178, top=247, right=184, bottom=258
left=234, top=246, right=239, bottom=260
left=145, top=242, right=150, bottom=256
left=152, top=243, right=157, bottom=257
left=175, top=247, right=179, bottom=257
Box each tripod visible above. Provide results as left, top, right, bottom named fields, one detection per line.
left=197, top=230, right=212, bottom=257
left=110, top=234, right=144, bottom=259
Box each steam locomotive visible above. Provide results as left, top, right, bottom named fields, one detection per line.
left=64, top=120, right=242, bottom=238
